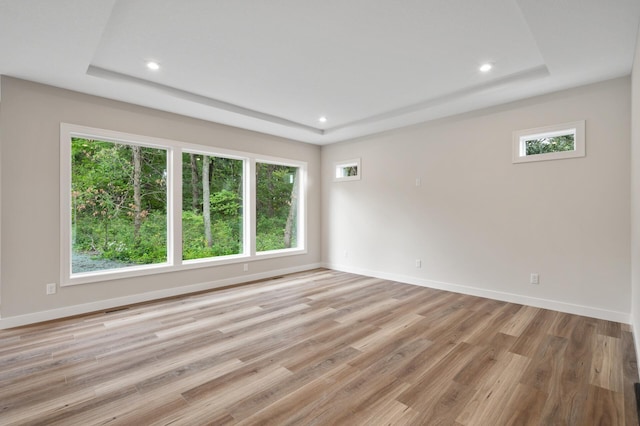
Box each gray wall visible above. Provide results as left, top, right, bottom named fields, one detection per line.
left=322, top=77, right=631, bottom=321
left=0, top=76, right=321, bottom=321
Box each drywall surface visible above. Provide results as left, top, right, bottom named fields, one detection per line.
left=631, top=26, right=640, bottom=366
left=0, top=76, right=321, bottom=322
left=322, top=77, right=631, bottom=321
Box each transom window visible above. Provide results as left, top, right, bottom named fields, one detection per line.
left=334, top=158, right=361, bottom=181
left=61, top=123, right=306, bottom=285
left=512, top=121, right=585, bottom=163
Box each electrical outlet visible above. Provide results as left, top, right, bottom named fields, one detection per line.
left=46, top=283, right=57, bottom=295
left=530, top=273, right=539, bottom=285
left=415, top=259, right=422, bottom=268
left=415, top=178, right=421, bottom=187
left=344, top=250, right=348, bottom=258
left=243, top=263, right=249, bottom=272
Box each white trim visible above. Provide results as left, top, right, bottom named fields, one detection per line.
left=0, top=263, right=323, bottom=329
left=256, top=247, right=308, bottom=259
left=62, top=123, right=268, bottom=161
left=255, top=159, right=307, bottom=254
left=64, top=253, right=255, bottom=286
left=64, top=263, right=174, bottom=286
left=512, top=120, right=585, bottom=163
left=60, top=124, right=72, bottom=285
left=324, top=263, right=630, bottom=324
left=334, top=158, right=361, bottom=181
left=248, top=158, right=257, bottom=256
left=179, top=152, right=247, bottom=262
left=61, top=123, right=173, bottom=285
left=255, top=155, right=307, bottom=169
left=170, top=148, right=182, bottom=267
left=62, top=123, right=185, bottom=151
left=298, top=164, right=307, bottom=251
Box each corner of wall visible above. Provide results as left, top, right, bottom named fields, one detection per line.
left=629, top=20, right=640, bottom=377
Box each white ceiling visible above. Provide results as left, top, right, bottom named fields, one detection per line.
left=1, top=0, right=639, bottom=145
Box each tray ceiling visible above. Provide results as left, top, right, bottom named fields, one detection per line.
left=1, top=0, right=638, bottom=144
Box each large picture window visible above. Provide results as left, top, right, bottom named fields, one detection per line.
left=71, top=138, right=168, bottom=274
left=61, top=124, right=306, bottom=285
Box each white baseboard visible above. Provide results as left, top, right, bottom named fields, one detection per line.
left=2, top=261, right=630, bottom=329
left=0, top=263, right=323, bottom=329
left=324, top=263, right=631, bottom=324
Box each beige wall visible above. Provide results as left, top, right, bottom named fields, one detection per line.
left=322, top=77, right=631, bottom=321
left=0, top=74, right=633, bottom=326
left=631, top=27, right=640, bottom=366
left=0, top=77, right=321, bottom=322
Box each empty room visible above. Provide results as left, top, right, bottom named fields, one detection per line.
left=2, top=0, right=640, bottom=424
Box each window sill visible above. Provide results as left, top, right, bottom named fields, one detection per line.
left=62, top=248, right=307, bottom=287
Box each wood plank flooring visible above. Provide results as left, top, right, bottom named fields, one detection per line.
left=0, top=269, right=638, bottom=425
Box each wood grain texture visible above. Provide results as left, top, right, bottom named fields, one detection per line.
left=0, top=269, right=638, bottom=425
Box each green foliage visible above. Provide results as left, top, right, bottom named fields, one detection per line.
left=255, top=230, right=286, bottom=252
left=255, top=216, right=297, bottom=251
left=343, top=166, right=358, bottom=177
left=182, top=210, right=241, bottom=259
left=256, top=163, right=297, bottom=251
left=181, top=153, right=243, bottom=260
left=210, top=189, right=240, bottom=217
left=73, top=212, right=166, bottom=264
left=182, top=153, right=243, bottom=212
left=71, top=138, right=167, bottom=271
left=525, top=135, right=574, bottom=155
left=71, top=140, right=299, bottom=271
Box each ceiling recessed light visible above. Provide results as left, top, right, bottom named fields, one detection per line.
left=146, top=61, right=160, bottom=71
left=479, top=63, right=493, bottom=73
left=318, top=116, right=327, bottom=123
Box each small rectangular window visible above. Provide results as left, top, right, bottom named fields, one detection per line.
left=334, top=158, right=361, bottom=181
left=513, top=121, right=585, bottom=163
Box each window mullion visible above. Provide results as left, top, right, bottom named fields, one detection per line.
left=170, top=148, right=182, bottom=266
left=248, top=158, right=256, bottom=257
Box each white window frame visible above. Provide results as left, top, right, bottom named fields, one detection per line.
left=180, top=148, right=250, bottom=266
left=254, top=156, right=307, bottom=258
left=60, top=123, right=307, bottom=286
left=334, top=158, right=361, bottom=181
left=512, top=120, right=585, bottom=164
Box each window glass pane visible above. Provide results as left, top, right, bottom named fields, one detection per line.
left=182, top=153, right=244, bottom=260
left=337, top=164, right=358, bottom=178
left=334, top=159, right=361, bottom=181
left=256, top=162, right=299, bottom=251
left=71, top=138, right=167, bottom=273
left=524, top=134, right=575, bottom=156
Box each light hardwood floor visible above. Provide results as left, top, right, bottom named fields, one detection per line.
left=0, top=269, right=638, bottom=425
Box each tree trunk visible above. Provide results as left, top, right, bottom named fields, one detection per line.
left=132, top=145, right=142, bottom=244
left=104, top=221, right=109, bottom=251
left=283, top=169, right=298, bottom=248
left=202, top=155, right=212, bottom=247
left=190, top=154, right=199, bottom=212
left=269, top=164, right=277, bottom=217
